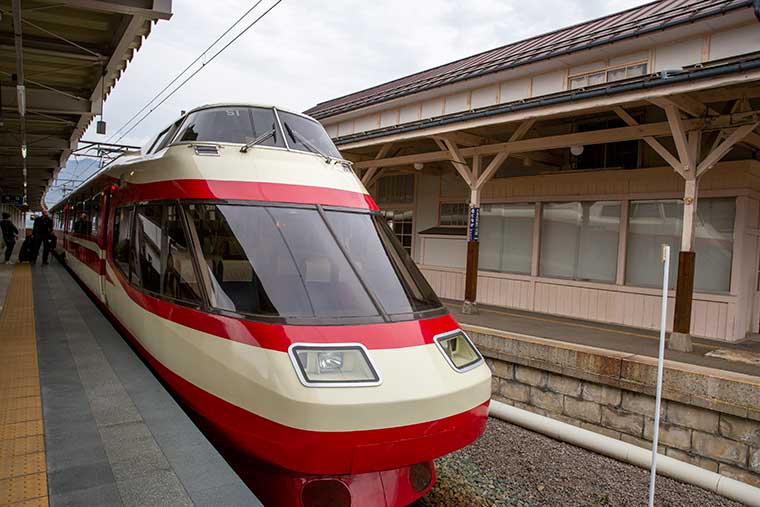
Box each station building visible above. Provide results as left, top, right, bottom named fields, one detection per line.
left=306, top=0, right=760, bottom=345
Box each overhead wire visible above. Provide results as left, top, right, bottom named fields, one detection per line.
left=114, top=0, right=284, bottom=143
left=54, top=0, right=284, bottom=206
left=106, top=0, right=277, bottom=144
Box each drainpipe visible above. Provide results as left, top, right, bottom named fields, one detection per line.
left=489, top=401, right=760, bottom=507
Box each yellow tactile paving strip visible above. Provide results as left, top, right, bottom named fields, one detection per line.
left=0, top=265, right=48, bottom=507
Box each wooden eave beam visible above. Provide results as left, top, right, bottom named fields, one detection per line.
left=474, top=118, right=535, bottom=189
left=613, top=106, right=682, bottom=173
left=441, top=138, right=473, bottom=187
left=354, top=120, right=674, bottom=170
left=650, top=95, right=718, bottom=117
left=352, top=111, right=760, bottom=170
left=697, top=122, right=760, bottom=176
left=431, top=131, right=490, bottom=147
left=663, top=103, right=693, bottom=176
left=360, top=142, right=394, bottom=185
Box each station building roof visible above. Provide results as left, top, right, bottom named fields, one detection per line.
left=304, top=0, right=755, bottom=120
left=0, top=0, right=172, bottom=209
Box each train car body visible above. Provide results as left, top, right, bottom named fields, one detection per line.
left=50, top=104, right=491, bottom=507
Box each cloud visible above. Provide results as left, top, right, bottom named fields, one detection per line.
left=47, top=0, right=650, bottom=207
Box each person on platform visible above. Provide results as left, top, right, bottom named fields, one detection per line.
left=0, top=212, right=18, bottom=263
left=32, top=209, right=54, bottom=265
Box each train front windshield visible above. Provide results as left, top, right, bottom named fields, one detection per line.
left=183, top=203, right=443, bottom=322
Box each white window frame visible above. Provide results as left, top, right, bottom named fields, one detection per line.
left=568, top=60, right=649, bottom=90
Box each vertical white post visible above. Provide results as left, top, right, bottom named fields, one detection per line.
left=648, top=244, right=670, bottom=507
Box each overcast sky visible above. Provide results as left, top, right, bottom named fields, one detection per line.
left=46, top=0, right=651, bottom=206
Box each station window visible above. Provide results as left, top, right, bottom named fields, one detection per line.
left=382, top=209, right=413, bottom=254
left=575, top=117, right=639, bottom=171
left=539, top=201, right=621, bottom=283
left=439, top=202, right=468, bottom=227
left=626, top=198, right=735, bottom=292
left=569, top=62, right=648, bottom=90
left=375, top=175, right=414, bottom=204
left=479, top=203, right=534, bottom=275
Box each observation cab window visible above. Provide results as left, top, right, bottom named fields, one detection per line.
left=107, top=202, right=443, bottom=324
left=182, top=202, right=442, bottom=323
left=174, top=107, right=284, bottom=148
left=166, top=106, right=341, bottom=160
left=278, top=110, right=341, bottom=159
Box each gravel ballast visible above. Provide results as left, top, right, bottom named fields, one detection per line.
left=415, top=418, right=745, bottom=507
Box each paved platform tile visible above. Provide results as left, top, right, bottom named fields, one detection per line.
left=0, top=265, right=48, bottom=507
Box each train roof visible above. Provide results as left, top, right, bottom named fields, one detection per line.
left=50, top=103, right=327, bottom=211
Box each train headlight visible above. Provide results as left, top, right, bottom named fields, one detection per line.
left=289, top=343, right=381, bottom=387
left=434, top=330, right=484, bottom=372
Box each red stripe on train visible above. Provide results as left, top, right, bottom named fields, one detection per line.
left=63, top=234, right=456, bottom=353
left=64, top=239, right=102, bottom=274
left=107, top=258, right=457, bottom=351
left=93, top=281, right=487, bottom=474
left=112, top=179, right=379, bottom=210
left=153, top=345, right=488, bottom=475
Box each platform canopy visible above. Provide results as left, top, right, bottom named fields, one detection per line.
left=0, top=0, right=172, bottom=210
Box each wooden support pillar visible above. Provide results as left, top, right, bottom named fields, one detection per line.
left=670, top=127, right=700, bottom=352
left=671, top=175, right=697, bottom=352
left=463, top=185, right=481, bottom=314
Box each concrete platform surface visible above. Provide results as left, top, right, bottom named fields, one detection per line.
left=23, top=260, right=261, bottom=507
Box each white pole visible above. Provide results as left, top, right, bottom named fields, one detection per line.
left=648, top=244, right=670, bottom=507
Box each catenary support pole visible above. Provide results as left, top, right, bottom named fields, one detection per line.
left=648, top=244, right=670, bottom=507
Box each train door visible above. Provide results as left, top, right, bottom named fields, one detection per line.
left=98, top=189, right=110, bottom=301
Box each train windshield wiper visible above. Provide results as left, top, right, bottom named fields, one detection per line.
left=289, top=128, right=332, bottom=163
left=240, top=129, right=276, bottom=153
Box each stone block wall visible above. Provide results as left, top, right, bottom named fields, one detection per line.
left=467, top=325, right=760, bottom=488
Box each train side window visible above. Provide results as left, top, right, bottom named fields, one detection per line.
left=113, top=207, right=134, bottom=278
left=152, top=118, right=183, bottom=153
left=163, top=204, right=203, bottom=304
left=148, top=126, right=172, bottom=153
left=134, top=204, right=163, bottom=294
left=89, top=195, right=101, bottom=237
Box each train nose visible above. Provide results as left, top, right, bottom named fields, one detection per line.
left=302, top=479, right=351, bottom=507
left=300, top=461, right=437, bottom=507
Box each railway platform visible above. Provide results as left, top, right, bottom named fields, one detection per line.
left=447, top=301, right=760, bottom=377
left=448, top=300, right=760, bottom=488
left=0, top=260, right=260, bottom=507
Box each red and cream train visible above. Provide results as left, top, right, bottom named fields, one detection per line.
left=50, top=104, right=491, bottom=507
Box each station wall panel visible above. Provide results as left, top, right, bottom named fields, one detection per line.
left=354, top=114, right=379, bottom=133
left=531, top=70, right=566, bottom=97
left=380, top=109, right=399, bottom=128
left=710, top=23, right=760, bottom=61
left=470, top=85, right=499, bottom=110
left=499, top=78, right=531, bottom=104
left=654, top=37, right=703, bottom=71
left=444, top=92, right=470, bottom=114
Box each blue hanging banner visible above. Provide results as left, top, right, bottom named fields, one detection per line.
left=1, top=194, right=23, bottom=205
left=468, top=206, right=480, bottom=242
